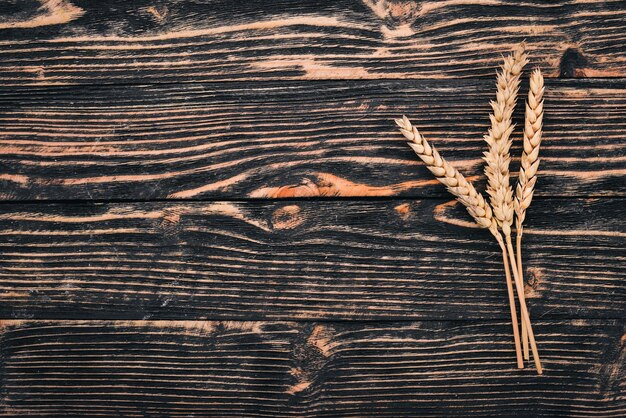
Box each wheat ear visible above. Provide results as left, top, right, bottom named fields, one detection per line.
left=515, top=68, right=545, bottom=360
left=483, top=43, right=528, bottom=237
left=396, top=116, right=524, bottom=368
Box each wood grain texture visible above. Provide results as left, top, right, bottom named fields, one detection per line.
left=1, top=2, right=624, bottom=415
left=1, top=79, right=625, bottom=201
left=0, top=0, right=625, bottom=85
left=0, top=320, right=623, bottom=417
left=0, top=198, right=623, bottom=320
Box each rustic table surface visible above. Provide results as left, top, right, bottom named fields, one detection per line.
left=0, top=1, right=625, bottom=416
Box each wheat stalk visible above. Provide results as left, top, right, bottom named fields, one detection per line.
left=482, top=45, right=543, bottom=374
left=505, top=228, right=542, bottom=373
left=484, top=44, right=526, bottom=340
left=396, top=116, right=524, bottom=367
left=515, top=68, right=545, bottom=360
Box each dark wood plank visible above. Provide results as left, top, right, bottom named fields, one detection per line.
left=0, top=319, right=623, bottom=417
left=1, top=79, right=625, bottom=201
left=0, top=0, right=625, bottom=85
left=0, top=198, right=623, bottom=320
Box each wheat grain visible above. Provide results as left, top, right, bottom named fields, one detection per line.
left=515, top=68, right=545, bottom=360
left=396, top=115, right=524, bottom=367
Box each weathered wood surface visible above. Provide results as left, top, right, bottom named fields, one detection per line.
left=1, top=0, right=625, bottom=85
left=0, top=199, right=623, bottom=320
left=1, top=1, right=625, bottom=416
left=0, top=320, right=623, bottom=417
left=1, top=79, right=625, bottom=201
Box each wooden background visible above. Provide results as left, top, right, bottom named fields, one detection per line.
left=0, top=0, right=624, bottom=416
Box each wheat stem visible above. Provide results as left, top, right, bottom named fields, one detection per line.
left=396, top=116, right=523, bottom=367
left=506, top=235, right=543, bottom=374
left=515, top=68, right=545, bottom=360
left=517, top=232, right=529, bottom=359
left=497, top=234, right=524, bottom=369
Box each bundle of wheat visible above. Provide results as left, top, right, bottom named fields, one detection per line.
left=397, top=44, right=545, bottom=374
